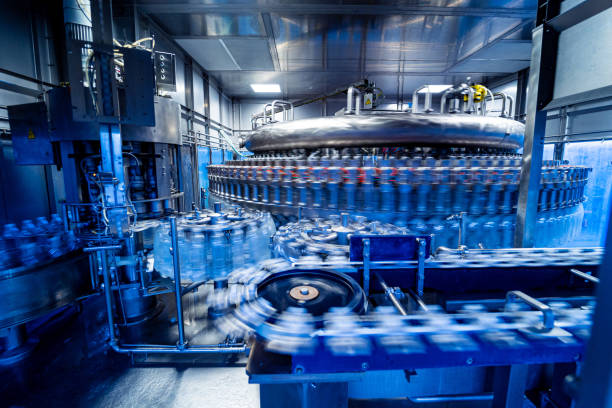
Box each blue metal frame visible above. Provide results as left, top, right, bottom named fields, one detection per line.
left=287, top=338, right=584, bottom=374
left=349, top=235, right=431, bottom=262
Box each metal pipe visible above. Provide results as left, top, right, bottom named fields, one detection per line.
left=84, top=244, right=123, bottom=252
left=346, top=86, right=361, bottom=114
left=100, top=251, right=118, bottom=346
left=287, top=101, right=294, bottom=120
left=570, top=268, right=599, bottom=283
left=111, top=344, right=247, bottom=354
left=346, top=86, right=355, bottom=113
left=416, top=238, right=426, bottom=297
left=412, top=85, right=427, bottom=113
left=446, top=212, right=467, bottom=248
left=440, top=89, right=453, bottom=114
left=271, top=100, right=294, bottom=122
left=507, top=95, right=514, bottom=118
left=481, top=86, right=494, bottom=116
left=465, top=87, right=475, bottom=113
left=261, top=103, right=272, bottom=125
left=374, top=271, right=407, bottom=315
left=505, top=290, right=554, bottom=331
left=410, top=393, right=493, bottom=403
left=363, top=238, right=370, bottom=299
left=493, top=92, right=508, bottom=117
left=424, top=88, right=433, bottom=113
left=406, top=288, right=429, bottom=311
left=170, top=217, right=187, bottom=348
left=271, top=100, right=285, bottom=122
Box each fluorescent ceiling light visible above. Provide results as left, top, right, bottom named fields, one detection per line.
left=417, top=85, right=452, bottom=93
left=250, top=83, right=281, bottom=93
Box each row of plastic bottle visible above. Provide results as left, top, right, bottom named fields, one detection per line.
left=0, top=214, right=77, bottom=270
left=153, top=208, right=276, bottom=282
left=273, top=214, right=412, bottom=262
left=393, top=204, right=584, bottom=250
left=152, top=203, right=584, bottom=283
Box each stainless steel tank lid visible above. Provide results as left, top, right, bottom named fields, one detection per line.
left=242, top=113, right=525, bottom=152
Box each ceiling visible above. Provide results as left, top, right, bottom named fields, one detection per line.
left=131, top=0, right=537, bottom=99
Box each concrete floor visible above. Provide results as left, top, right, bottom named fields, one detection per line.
left=1, top=295, right=260, bottom=408
left=85, top=364, right=260, bottom=408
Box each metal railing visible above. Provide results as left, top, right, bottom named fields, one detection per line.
left=87, top=216, right=248, bottom=356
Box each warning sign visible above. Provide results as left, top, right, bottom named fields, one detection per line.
left=363, top=92, right=373, bottom=110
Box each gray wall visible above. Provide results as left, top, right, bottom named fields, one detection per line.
left=0, top=3, right=60, bottom=223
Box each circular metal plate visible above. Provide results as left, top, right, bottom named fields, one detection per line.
left=289, top=285, right=320, bottom=301
left=257, top=269, right=365, bottom=316
left=243, top=113, right=525, bottom=152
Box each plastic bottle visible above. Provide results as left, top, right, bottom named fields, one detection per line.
left=210, top=228, right=227, bottom=280
left=230, top=227, right=245, bottom=270
left=19, top=220, right=41, bottom=265
left=178, top=228, right=191, bottom=281
left=190, top=229, right=207, bottom=281
left=2, top=224, right=20, bottom=267
left=153, top=223, right=172, bottom=278
left=245, top=221, right=261, bottom=265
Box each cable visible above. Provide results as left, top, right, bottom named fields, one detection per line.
left=218, top=129, right=248, bottom=158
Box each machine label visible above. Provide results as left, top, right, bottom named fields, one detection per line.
left=155, top=51, right=176, bottom=92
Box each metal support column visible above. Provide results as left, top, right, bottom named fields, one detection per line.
left=492, top=365, right=529, bottom=408
left=553, top=107, right=568, bottom=161
left=513, top=23, right=558, bottom=248
left=515, top=68, right=528, bottom=122
left=576, top=194, right=612, bottom=407
left=170, top=217, right=187, bottom=349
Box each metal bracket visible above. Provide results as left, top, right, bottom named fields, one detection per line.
left=363, top=238, right=370, bottom=299
left=569, top=268, right=599, bottom=284
left=416, top=238, right=426, bottom=297
left=505, top=290, right=555, bottom=331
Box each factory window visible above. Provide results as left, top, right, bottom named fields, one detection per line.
left=543, top=143, right=554, bottom=161
left=564, top=140, right=612, bottom=246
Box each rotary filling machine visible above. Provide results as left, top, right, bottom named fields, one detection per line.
left=209, top=84, right=589, bottom=250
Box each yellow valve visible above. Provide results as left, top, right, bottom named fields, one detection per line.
left=464, top=84, right=487, bottom=102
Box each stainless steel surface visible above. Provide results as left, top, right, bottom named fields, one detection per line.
left=0, top=252, right=91, bottom=329
left=169, top=216, right=187, bottom=348
left=243, top=113, right=525, bottom=152
left=122, top=96, right=182, bottom=145
left=569, top=268, right=600, bottom=284
left=513, top=25, right=547, bottom=248
left=130, top=0, right=537, bottom=98
left=576, top=193, right=612, bottom=408
left=553, top=7, right=612, bottom=103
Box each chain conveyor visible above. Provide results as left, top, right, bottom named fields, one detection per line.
left=206, top=244, right=602, bottom=375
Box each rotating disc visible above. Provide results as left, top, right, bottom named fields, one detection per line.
left=257, top=269, right=365, bottom=316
